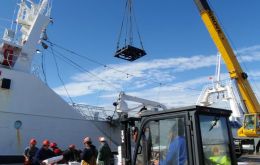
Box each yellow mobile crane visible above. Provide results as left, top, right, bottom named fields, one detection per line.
left=194, top=0, right=260, bottom=151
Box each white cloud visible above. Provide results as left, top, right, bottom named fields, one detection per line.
left=53, top=45, right=260, bottom=108
left=54, top=54, right=217, bottom=97
left=98, top=72, right=260, bottom=111
left=99, top=75, right=215, bottom=108
left=236, top=45, right=260, bottom=62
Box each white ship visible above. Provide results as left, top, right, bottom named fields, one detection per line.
left=0, top=0, right=120, bottom=163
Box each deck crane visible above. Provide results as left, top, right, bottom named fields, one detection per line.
left=194, top=0, right=260, bottom=153
left=114, top=91, right=167, bottom=114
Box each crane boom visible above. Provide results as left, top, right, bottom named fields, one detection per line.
left=194, top=0, right=260, bottom=114
left=115, top=91, right=167, bottom=113
left=194, top=0, right=260, bottom=138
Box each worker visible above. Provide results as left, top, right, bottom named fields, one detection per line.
left=209, top=146, right=231, bottom=165
left=155, top=119, right=187, bottom=165
left=50, top=142, right=62, bottom=156
left=63, top=144, right=81, bottom=163
left=33, top=139, right=55, bottom=165
left=24, top=138, right=39, bottom=165
left=81, top=137, right=98, bottom=165
left=96, top=137, right=112, bottom=165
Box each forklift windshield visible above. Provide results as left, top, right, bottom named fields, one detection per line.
left=135, top=117, right=187, bottom=165
left=199, top=115, right=232, bottom=165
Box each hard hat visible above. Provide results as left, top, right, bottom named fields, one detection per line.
left=30, top=138, right=37, bottom=145
left=54, top=148, right=61, bottom=155
left=42, top=139, right=50, bottom=146
left=69, top=144, right=76, bottom=149
left=83, top=137, right=91, bottom=144
left=50, top=142, right=57, bottom=148
left=99, top=137, right=106, bottom=142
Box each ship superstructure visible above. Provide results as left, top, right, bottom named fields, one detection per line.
left=0, top=1, right=119, bottom=163
left=196, top=54, right=245, bottom=135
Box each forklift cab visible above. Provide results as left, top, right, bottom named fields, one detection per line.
left=120, top=106, right=237, bottom=165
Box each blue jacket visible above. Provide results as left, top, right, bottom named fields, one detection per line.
left=160, top=136, right=187, bottom=165
left=33, top=147, right=54, bottom=165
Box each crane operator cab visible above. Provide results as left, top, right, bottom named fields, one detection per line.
left=119, top=106, right=237, bottom=165
left=239, top=114, right=260, bottom=137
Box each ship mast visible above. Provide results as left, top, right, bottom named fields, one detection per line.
left=0, top=0, right=52, bottom=72
left=196, top=54, right=244, bottom=121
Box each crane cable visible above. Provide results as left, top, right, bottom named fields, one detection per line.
left=116, top=0, right=128, bottom=50
left=116, top=0, right=144, bottom=49
left=50, top=47, right=74, bottom=104
left=42, top=49, right=203, bottom=108
left=41, top=50, right=47, bottom=84
left=131, top=1, right=145, bottom=50
left=50, top=41, right=203, bottom=92
left=47, top=46, right=121, bottom=92
left=44, top=45, right=203, bottom=104
left=46, top=40, right=167, bottom=88
left=52, top=43, right=202, bottom=92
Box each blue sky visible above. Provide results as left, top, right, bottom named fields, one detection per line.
left=1, top=0, right=260, bottom=110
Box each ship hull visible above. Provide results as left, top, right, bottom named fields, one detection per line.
left=0, top=68, right=120, bottom=163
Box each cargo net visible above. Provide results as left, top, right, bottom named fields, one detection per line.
left=114, top=0, right=146, bottom=61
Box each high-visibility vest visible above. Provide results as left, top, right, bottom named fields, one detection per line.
left=209, top=155, right=231, bottom=165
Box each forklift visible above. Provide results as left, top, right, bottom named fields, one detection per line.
left=118, top=106, right=237, bottom=165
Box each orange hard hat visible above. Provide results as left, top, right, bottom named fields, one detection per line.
left=83, top=137, right=91, bottom=144
left=42, top=139, right=50, bottom=146
left=30, top=138, right=37, bottom=145
left=50, top=142, right=57, bottom=148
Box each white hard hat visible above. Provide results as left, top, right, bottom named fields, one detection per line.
left=83, top=137, right=91, bottom=144
left=99, top=137, right=106, bottom=142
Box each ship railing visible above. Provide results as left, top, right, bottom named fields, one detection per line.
left=71, top=103, right=117, bottom=121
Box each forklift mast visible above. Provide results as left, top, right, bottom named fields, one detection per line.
left=120, top=106, right=237, bottom=165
